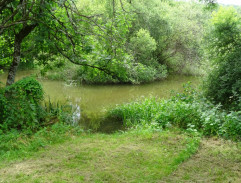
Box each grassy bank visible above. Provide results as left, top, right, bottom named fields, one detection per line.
left=0, top=124, right=82, bottom=163
left=0, top=128, right=240, bottom=183
left=164, top=137, right=241, bottom=183
left=1, top=80, right=240, bottom=182
left=1, top=129, right=200, bottom=182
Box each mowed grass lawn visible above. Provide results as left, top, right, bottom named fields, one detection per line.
left=0, top=130, right=240, bottom=183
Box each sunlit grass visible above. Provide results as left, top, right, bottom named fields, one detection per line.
left=0, top=129, right=200, bottom=183
left=163, top=137, right=241, bottom=182
left=0, top=123, right=82, bottom=163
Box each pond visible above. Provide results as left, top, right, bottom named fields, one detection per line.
left=0, top=70, right=201, bottom=132
left=0, top=70, right=200, bottom=112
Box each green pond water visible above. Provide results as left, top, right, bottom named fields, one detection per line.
left=0, top=70, right=200, bottom=132
left=0, top=70, right=201, bottom=112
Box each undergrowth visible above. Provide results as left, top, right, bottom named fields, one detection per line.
left=0, top=77, right=75, bottom=133
left=0, top=77, right=80, bottom=162
left=106, top=83, right=241, bottom=141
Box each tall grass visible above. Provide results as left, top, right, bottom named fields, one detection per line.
left=107, top=97, right=201, bottom=130
left=106, top=88, right=241, bottom=140
left=42, top=98, right=75, bottom=126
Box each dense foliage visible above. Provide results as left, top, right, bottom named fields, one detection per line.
left=204, top=7, right=241, bottom=110
left=1, top=0, right=129, bottom=85
left=0, top=77, right=73, bottom=132
left=41, top=0, right=211, bottom=84
left=0, top=77, right=44, bottom=131
left=106, top=84, right=241, bottom=140
left=0, top=0, right=240, bottom=144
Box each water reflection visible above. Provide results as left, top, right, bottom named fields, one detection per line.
left=72, top=104, right=81, bottom=126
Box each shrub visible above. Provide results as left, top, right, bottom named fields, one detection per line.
left=204, top=52, right=241, bottom=110
left=127, top=64, right=157, bottom=84
left=204, top=7, right=241, bottom=110
left=0, top=77, right=44, bottom=131
left=0, top=77, right=76, bottom=132
left=77, top=65, right=117, bottom=84
left=130, top=29, right=157, bottom=65
left=221, top=111, right=241, bottom=140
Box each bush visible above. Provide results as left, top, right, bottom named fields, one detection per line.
left=0, top=77, right=76, bottom=132
left=0, top=77, right=44, bottom=131
left=130, top=29, right=157, bottom=65
left=0, top=86, right=6, bottom=126
left=127, top=64, right=156, bottom=84
left=221, top=111, right=241, bottom=140
left=204, top=52, right=241, bottom=110
left=204, top=7, right=241, bottom=110
left=77, top=65, right=117, bottom=84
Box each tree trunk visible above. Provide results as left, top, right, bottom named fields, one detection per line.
left=5, top=24, right=37, bottom=86
left=6, top=37, right=21, bottom=86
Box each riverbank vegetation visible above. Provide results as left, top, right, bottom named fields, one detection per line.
left=1, top=0, right=212, bottom=84
left=1, top=0, right=241, bottom=182
left=0, top=79, right=240, bottom=182
left=0, top=77, right=74, bottom=133
left=41, top=0, right=210, bottom=84
left=106, top=85, right=241, bottom=141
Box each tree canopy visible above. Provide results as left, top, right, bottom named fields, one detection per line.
left=0, top=0, right=129, bottom=85
left=0, top=0, right=220, bottom=85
